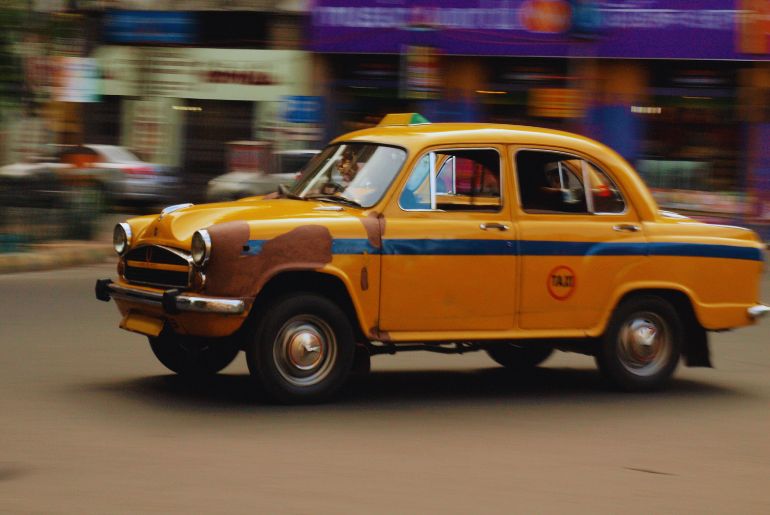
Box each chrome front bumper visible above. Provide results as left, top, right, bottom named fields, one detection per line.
left=95, top=279, right=245, bottom=315
left=748, top=304, right=770, bottom=320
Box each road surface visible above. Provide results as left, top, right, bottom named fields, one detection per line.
left=1, top=263, right=769, bottom=513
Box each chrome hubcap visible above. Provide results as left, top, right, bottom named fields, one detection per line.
left=617, top=312, right=671, bottom=376
left=288, top=331, right=323, bottom=370
left=274, top=315, right=336, bottom=386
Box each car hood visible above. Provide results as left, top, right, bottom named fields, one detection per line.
left=132, top=198, right=362, bottom=246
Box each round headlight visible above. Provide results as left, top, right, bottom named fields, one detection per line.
left=113, top=223, right=132, bottom=256
left=191, top=230, right=211, bottom=267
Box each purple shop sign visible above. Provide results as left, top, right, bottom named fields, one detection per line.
left=311, top=0, right=770, bottom=60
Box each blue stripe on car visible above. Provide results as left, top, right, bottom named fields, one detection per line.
left=241, top=238, right=763, bottom=261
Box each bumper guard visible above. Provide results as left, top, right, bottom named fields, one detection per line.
left=748, top=304, right=770, bottom=320
left=95, top=279, right=245, bottom=315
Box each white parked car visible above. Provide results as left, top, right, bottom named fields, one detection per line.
left=206, top=149, right=319, bottom=202
left=0, top=144, right=179, bottom=207
left=83, top=145, right=179, bottom=205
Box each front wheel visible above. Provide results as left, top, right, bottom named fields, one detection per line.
left=149, top=329, right=240, bottom=377
left=595, top=296, right=682, bottom=391
left=247, top=294, right=355, bottom=404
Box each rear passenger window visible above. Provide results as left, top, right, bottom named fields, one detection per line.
left=516, top=150, right=625, bottom=214
left=400, top=149, right=501, bottom=212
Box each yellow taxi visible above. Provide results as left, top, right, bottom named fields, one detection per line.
left=96, top=113, right=768, bottom=403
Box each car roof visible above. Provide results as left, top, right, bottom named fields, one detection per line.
left=333, top=121, right=619, bottom=161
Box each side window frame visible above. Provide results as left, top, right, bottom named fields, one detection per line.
left=436, top=155, right=456, bottom=194
left=513, top=148, right=628, bottom=216
left=581, top=158, right=627, bottom=215
left=398, top=146, right=504, bottom=213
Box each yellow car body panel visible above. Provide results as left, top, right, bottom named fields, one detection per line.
left=105, top=121, right=765, bottom=343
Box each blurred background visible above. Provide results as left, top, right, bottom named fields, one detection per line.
left=2, top=0, right=770, bottom=250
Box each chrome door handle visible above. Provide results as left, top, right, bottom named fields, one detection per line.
left=613, top=224, right=640, bottom=232
left=480, top=223, right=510, bottom=231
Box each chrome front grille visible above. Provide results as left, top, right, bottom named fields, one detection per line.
left=123, top=245, right=192, bottom=289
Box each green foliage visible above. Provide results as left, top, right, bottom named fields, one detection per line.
left=0, top=2, right=26, bottom=117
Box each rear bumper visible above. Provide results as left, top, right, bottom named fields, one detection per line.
left=95, top=279, right=245, bottom=315
left=748, top=304, right=770, bottom=320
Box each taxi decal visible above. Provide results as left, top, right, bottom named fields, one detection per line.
left=241, top=238, right=763, bottom=261
left=547, top=265, right=576, bottom=300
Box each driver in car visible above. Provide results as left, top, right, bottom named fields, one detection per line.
left=337, top=149, right=360, bottom=186
left=321, top=149, right=361, bottom=195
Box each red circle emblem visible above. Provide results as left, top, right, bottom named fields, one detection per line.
left=547, top=265, right=576, bottom=300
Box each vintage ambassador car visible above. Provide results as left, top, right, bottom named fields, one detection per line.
left=96, top=113, right=769, bottom=403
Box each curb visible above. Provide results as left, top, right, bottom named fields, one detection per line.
left=0, top=244, right=113, bottom=275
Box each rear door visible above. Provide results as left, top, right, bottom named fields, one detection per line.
left=513, top=148, right=646, bottom=330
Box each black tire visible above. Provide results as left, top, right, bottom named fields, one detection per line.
left=486, top=343, right=553, bottom=369
left=595, top=296, right=682, bottom=391
left=149, top=329, right=240, bottom=377
left=246, top=293, right=355, bottom=404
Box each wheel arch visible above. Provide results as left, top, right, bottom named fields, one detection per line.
left=596, top=286, right=710, bottom=368
left=248, top=270, right=369, bottom=344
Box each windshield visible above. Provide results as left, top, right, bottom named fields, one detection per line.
left=291, top=143, right=407, bottom=208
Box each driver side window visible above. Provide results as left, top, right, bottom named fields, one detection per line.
left=399, top=149, right=502, bottom=212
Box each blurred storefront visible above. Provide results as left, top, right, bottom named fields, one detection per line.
left=80, top=3, right=315, bottom=193
left=94, top=45, right=313, bottom=174
left=1, top=5, right=101, bottom=163
left=309, top=0, right=770, bottom=230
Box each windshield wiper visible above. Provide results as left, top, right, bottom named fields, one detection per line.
left=305, top=194, right=363, bottom=208
left=277, top=183, right=305, bottom=200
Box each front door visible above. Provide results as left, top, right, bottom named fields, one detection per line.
left=379, top=146, right=517, bottom=333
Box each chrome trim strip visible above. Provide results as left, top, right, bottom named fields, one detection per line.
left=107, top=283, right=245, bottom=315
left=159, top=203, right=193, bottom=219
left=748, top=304, right=770, bottom=319
left=175, top=295, right=244, bottom=314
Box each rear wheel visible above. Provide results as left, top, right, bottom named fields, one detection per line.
left=149, top=329, right=240, bottom=377
left=595, top=296, right=682, bottom=391
left=486, top=343, right=553, bottom=369
left=247, top=294, right=355, bottom=404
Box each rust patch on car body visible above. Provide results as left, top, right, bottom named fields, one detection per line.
left=360, top=267, right=369, bottom=291
left=368, top=327, right=391, bottom=342
left=204, top=223, right=333, bottom=297
left=203, top=221, right=251, bottom=297
left=360, top=211, right=385, bottom=249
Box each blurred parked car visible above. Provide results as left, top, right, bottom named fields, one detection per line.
left=0, top=146, right=120, bottom=240
left=206, top=145, right=319, bottom=202
left=0, top=144, right=179, bottom=207
left=77, top=144, right=180, bottom=206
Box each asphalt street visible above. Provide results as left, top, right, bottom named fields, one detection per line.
left=1, top=262, right=769, bottom=513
